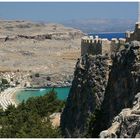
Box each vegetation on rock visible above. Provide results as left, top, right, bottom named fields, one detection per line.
left=1, top=79, right=9, bottom=85
left=35, top=73, right=40, bottom=77
left=61, top=41, right=140, bottom=138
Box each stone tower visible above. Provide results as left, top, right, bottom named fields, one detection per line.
left=126, top=23, right=140, bottom=42
left=126, top=2, right=140, bottom=42
left=81, top=36, right=102, bottom=56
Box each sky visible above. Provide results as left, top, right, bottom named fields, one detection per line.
left=0, top=2, right=138, bottom=22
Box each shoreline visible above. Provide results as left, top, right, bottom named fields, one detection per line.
left=11, top=87, right=21, bottom=105
left=0, top=86, right=21, bottom=110
left=0, top=85, right=71, bottom=110
left=24, top=85, right=71, bottom=89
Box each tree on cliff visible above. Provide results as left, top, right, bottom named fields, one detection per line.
left=0, top=89, right=65, bottom=138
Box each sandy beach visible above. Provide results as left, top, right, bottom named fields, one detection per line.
left=0, top=86, right=21, bottom=110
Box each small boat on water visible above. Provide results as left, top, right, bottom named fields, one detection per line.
left=39, top=88, right=46, bottom=91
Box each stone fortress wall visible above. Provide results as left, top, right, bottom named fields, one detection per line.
left=81, top=35, right=126, bottom=56
left=81, top=36, right=102, bottom=55
left=81, top=22, right=140, bottom=56
left=126, top=22, right=140, bottom=42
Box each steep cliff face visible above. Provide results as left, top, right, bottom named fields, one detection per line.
left=61, top=41, right=140, bottom=138
left=60, top=54, right=110, bottom=137
left=92, top=41, right=140, bottom=135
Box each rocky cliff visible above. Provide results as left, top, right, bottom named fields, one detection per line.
left=60, top=41, right=140, bottom=138
left=92, top=41, right=140, bottom=137
left=60, top=54, right=110, bottom=137
left=100, top=92, right=140, bottom=138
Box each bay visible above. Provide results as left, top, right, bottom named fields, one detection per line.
left=16, top=87, right=70, bottom=103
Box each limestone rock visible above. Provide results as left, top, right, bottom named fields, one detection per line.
left=88, top=41, right=140, bottom=137
left=60, top=54, right=110, bottom=137
left=99, top=92, right=140, bottom=138
left=61, top=41, right=140, bottom=138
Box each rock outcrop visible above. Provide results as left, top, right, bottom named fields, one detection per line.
left=92, top=41, right=140, bottom=137
left=60, top=41, right=140, bottom=138
left=98, top=41, right=140, bottom=138
left=60, top=54, right=110, bottom=137
left=0, top=21, right=84, bottom=41
left=100, top=92, right=140, bottom=138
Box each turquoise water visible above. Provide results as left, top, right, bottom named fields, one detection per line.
left=16, top=87, right=70, bottom=103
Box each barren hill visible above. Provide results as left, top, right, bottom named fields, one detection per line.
left=0, top=20, right=84, bottom=79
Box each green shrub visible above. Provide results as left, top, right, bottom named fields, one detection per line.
left=0, top=89, right=65, bottom=138
left=85, top=108, right=102, bottom=138
left=16, top=81, right=20, bottom=85
left=35, top=73, right=40, bottom=77
left=10, top=78, right=13, bottom=81
left=1, top=79, right=8, bottom=85
left=46, top=76, right=51, bottom=81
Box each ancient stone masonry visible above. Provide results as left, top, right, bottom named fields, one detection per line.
left=110, top=38, right=126, bottom=53
left=61, top=40, right=140, bottom=138
left=126, top=22, right=140, bottom=42
left=80, top=22, right=140, bottom=57
left=81, top=36, right=126, bottom=56
left=81, top=36, right=102, bottom=56
left=61, top=18, right=140, bottom=138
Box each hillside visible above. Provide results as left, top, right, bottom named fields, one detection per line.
left=0, top=20, right=84, bottom=86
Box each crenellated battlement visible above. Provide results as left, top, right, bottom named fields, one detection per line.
left=81, top=22, right=140, bottom=56
left=81, top=35, right=126, bottom=56
left=81, top=36, right=102, bottom=56
left=126, top=22, right=140, bottom=42
left=110, top=38, right=126, bottom=53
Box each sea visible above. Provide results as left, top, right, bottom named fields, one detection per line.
left=16, top=32, right=125, bottom=103
left=88, top=32, right=125, bottom=40
left=16, top=87, right=70, bottom=103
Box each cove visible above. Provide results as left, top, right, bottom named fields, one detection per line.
left=16, top=87, right=70, bottom=103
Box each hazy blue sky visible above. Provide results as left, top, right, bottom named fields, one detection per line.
left=0, top=2, right=138, bottom=22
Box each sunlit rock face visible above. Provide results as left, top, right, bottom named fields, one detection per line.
left=60, top=53, right=110, bottom=137
left=94, top=41, right=140, bottom=137
left=61, top=41, right=140, bottom=138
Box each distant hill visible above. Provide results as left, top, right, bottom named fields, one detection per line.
left=0, top=20, right=83, bottom=76
left=61, top=18, right=136, bottom=34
